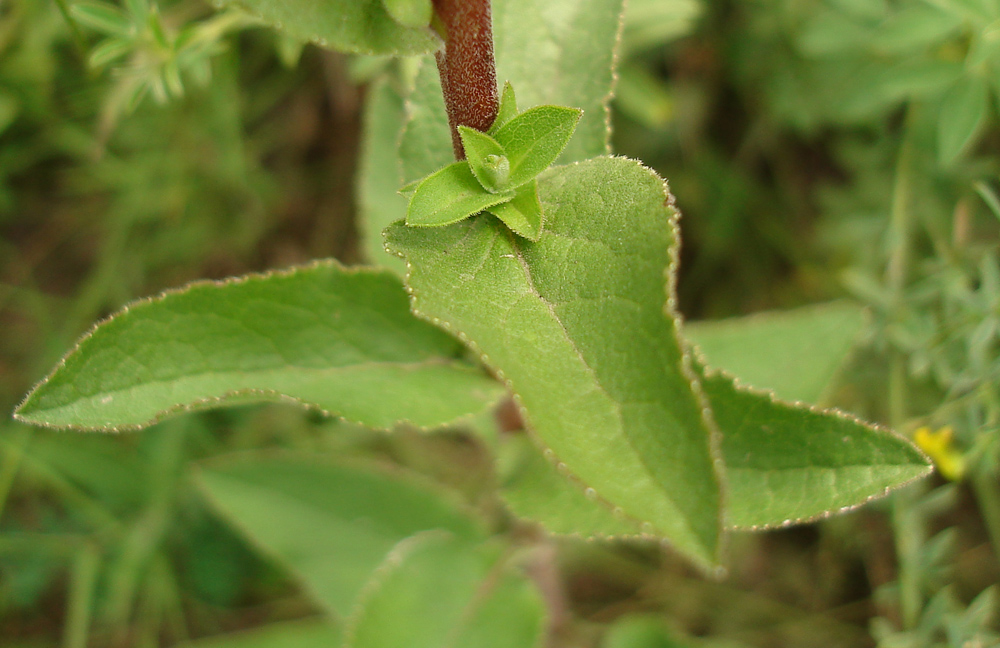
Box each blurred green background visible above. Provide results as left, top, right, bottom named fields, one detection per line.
left=2, top=0, right=999, bottom=646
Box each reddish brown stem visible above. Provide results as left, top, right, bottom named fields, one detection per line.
left=432, top=0, right=499, bottom=159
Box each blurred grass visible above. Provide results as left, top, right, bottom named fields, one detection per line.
left=2, top=0, right=999, bottom=646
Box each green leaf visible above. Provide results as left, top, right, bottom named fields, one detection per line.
left=184, top=619, right=341, bottom=648
left=459, top=126, right=510, bottom=193
left=88, top=37, right=134, bottom=68
left=601, top=615, right=690, bottom=648
left=937, top=75, right=990, bottom=166
left=71, top=1, right=133, bottom=37
left=399, top=61, right=453, bottom=184
left=500, top=304, right=929, bottom=535
left=500, top=435, right=641, bottom=537
left=486, top=180, right=543, bottom=241
left=406, top=161, right=514, bottom=227
left=492, top=106, right=582, bottom=188
left=701, top=369, right=932, bottom=530
left=493, top=0, right=625, bottom=162
left=622, top=0, right=701, bottom=54
left=196, top=456, right=484, bottom=617
left=396, top=0, right=625, bottom=179
left=345, top=532, right=545, bottom=648
left=357, top=76, right=409, bottom=273
left=685, top=301, right=866, bottom=404
left=381, top=0, right=432, bottom=29
left=219, top=0, right=440, bottom=55
left=15, top=261, right=503, bottom=431
left=387, top=157, right=723, bottom=569
left=489, top=81, right=519, bottom=135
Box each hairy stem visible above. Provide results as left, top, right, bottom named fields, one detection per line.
left=432, top=0, right=499, bottom=159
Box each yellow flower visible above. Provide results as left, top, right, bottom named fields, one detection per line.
left=914, top=426, right=966, bottom=481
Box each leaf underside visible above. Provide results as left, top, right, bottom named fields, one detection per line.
left=15, top=261, right=503, bottom=431
left=388, top=156, right=723, bottom=569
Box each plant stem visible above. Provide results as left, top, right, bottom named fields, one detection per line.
left=432, top=0, right=499, bottom=159
left=884, top=114, right=925, bottom=631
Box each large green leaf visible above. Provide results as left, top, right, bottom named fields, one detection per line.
left=16, top=261, right=502, bottom=431
left=221, top=0, right=440, bottom=55
left=685, top=301, right=866, bottom=404
left=387, top=157, right=723, bottom=569
left=500, top=304, right=929, bottom=535
left=345, top=532, right=545, bottom=648
left=196, top=456, right=484, bottom=618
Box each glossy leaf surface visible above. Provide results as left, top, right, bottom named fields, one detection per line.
left=196, top=456, right=484, bottom=617
left=388, top=156, right=722, bottom=569
left=16, top=262, right=502, bottom=431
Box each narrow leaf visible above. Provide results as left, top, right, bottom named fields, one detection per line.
left=387, top=157, right=723, bottom=569
left=459, top=126, right=510, bottom=193
left=218, top=0, right=439, bottom=55
left=381, top=0, right=432, bottom=29
left=16, top=261, right=503, bottom=431
left=406, top=161, right=515, bottom=227
left=489, top=81, right=519, bottom=135
left=486, top=179, right=543, bottom=241
left=493, top=106, right=583, bottom=188
left=346, top=532, right=545, bottom=648
left=937, top=75, right=990, bottom=166
left=71, top=1, right=133, bottom=36
left=196, top=456, right=484, bottom=617
left=685, top=301, right=866, bottom=404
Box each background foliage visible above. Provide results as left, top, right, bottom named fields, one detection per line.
left=2, top=0, right=999, bottom=646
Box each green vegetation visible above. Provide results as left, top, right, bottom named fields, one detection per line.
left=2, top=0, right=998, bottom=646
